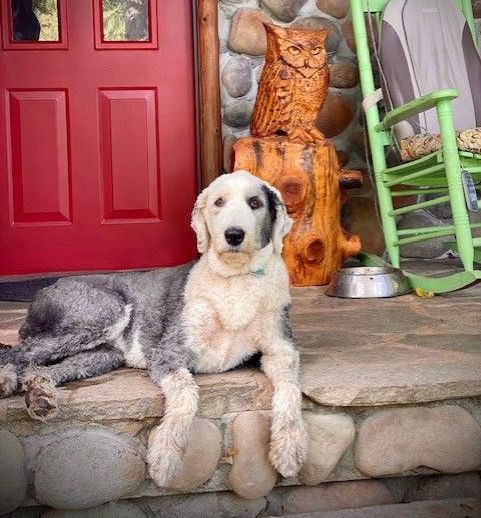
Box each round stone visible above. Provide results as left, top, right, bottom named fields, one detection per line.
left=293, top=17, right=341, bottom=54
left=168, top=418, right=222, bottom=490
left=228, top=412, right=277, bottom=499
left=316, top=0, right=349, bottom=19
left=228, top=8, right=271, bottom=56
left=343, top=196, right=385, bottom=256
left=223, top=100, right=254, bottom=129
left=261, top=0, right=308, bottom=22
left=330, top=61, right=359, bottom=88
left=355, top=406, right=481, bottom=477
left=34, top=428, right=145, bottom=509
left=222, top=57, right=253, bottom=98
left=0, top=431, right=27, bottom=514
left=317, top=92, right=355, bottom=138
left=299, top=413, right=355, bottom=486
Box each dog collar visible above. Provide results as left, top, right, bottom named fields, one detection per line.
left=250, top=267, right=265, bottom=277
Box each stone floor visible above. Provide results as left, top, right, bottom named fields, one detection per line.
left=3, top=258, right=481, bottom=411
left=1, top=259, right=481, bottom=514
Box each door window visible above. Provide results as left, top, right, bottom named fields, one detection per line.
left=12, top=0, right=59, bottom=41
left=1, top=0, right=68, bottom=49
left=94, top=0, right=158, bottom=49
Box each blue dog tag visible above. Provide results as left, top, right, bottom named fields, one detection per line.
left=462, top=170, right=479, bottom=212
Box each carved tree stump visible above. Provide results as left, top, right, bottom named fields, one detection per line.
left=233, top=136, right=361, bottom=286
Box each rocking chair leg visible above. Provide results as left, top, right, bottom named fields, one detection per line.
left=379, top=184, right=400, bottom=268
left=437, top=99, right=474, bottom=272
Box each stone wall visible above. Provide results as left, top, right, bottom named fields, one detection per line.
left=2, top=388, right=481, bottom=514
left=218, top=0, right=481, bottom=259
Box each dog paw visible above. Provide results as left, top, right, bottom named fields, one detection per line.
left=269, top=419, right=308, bottom=478
left=22, top=375, right=58, bottom=421
left=0, top=364, right=18, bottom=398
left=147, top=424, right=184, bottom=487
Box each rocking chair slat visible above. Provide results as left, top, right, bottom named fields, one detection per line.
left=383, top=164, right=445, bottom=187
left=391, top=188, right=449, bottom=197
left=389, top=195, right=451, bottom=217
left=395, top=229, right=457, bottom=247
left=381, top=153, right=441, bottom=177
left=397, top=222, right=481, bottom=237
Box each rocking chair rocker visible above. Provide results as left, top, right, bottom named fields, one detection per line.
left=350, top=0, right=481, bottom=293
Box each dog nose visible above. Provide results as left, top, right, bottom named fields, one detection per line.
left=225, top=227, right=245, bottom=246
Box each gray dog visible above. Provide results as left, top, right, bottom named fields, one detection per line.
left=0, top=171, right=307, bottom=487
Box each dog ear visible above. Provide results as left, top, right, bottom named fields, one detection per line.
left=262, top=184, right=293, bottom=254
left=191, top=188, right=210, bottom=254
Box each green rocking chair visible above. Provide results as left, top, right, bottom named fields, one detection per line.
left=350, top=0, right=481, bottom=293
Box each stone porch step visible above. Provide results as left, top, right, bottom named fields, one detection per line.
left=3, top=280, right=481, bottom=412
left=1, top=263, right=481, bottom=512
left=272, top=497, right=481, bottom=518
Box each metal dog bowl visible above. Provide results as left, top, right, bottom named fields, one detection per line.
left=326, top=266, right=411, bottom=298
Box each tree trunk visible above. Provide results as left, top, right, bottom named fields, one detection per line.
left=233, top=136, right=361, bottom=286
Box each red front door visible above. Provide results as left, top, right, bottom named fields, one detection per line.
left=0, top=0, right=197, bottom=275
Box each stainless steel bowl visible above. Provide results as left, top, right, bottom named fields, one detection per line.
left=326, top=266, right=411, bottom=298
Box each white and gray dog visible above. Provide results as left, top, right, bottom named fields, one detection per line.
left=0, top=170, right=307, bottom=486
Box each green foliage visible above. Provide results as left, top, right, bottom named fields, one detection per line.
left=33, top=0, right=58, bottom=41
left=33, top=0, right=56, bottom=14
left=102, top=0, right=126, bottom=41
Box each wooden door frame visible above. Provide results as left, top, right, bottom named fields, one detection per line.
left=194, top=0, right=222, bottom=188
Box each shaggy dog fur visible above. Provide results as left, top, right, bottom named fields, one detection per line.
left=0, top=171, right=307, bottom=486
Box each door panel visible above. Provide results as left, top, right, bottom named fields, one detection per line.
left=7, top=89, right=71, bottom=224
left=99, top=88, right=160, bottom=221
left=0, top=0, right=197, bottom=275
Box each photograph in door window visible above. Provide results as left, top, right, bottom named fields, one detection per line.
left=11, top=0, right=59, bottom=41
left=102, top=0, right=149, bottom=42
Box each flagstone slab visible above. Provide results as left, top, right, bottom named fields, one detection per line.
left=294, top=286, right=481, bottom=406
left=2, top=278, right=481, bottom=414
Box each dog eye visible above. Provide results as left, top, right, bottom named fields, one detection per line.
left=248, top=197, right=263, bottom=210
left=214, top=198, right=224, bottom=207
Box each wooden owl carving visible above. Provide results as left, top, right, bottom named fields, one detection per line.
left=251, top=23, right=330, bottom=144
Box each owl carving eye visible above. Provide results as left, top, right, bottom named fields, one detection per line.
left=311, top=46, right=322, bottom=55
left=288, top=46, right=301, bottom=55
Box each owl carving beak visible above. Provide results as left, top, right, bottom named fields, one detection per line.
left=298, top=67, right=319, bottom=78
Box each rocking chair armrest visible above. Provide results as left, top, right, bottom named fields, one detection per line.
left=375, top=89, right=459, bottom=131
